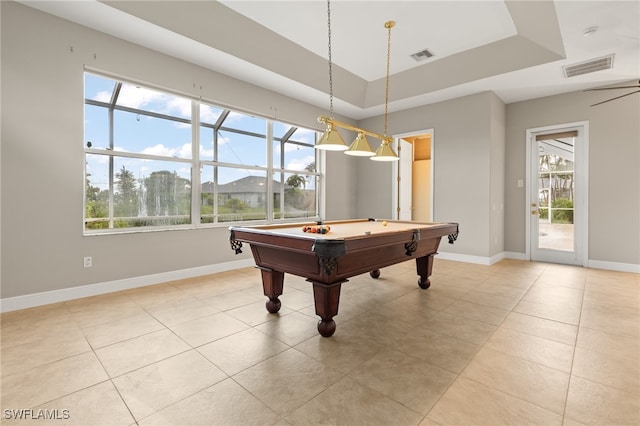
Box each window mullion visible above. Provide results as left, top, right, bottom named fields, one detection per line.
left=213, top=128, right=219, bottom=224
left=108, top=104, right=114, bottom=229
left=279, top=137, right=285, bottom=220
left=266, top=120, right=274, bottom=221
left=191, top=100, right=200, bottom=227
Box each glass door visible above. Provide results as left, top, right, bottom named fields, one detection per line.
left=529, top=125, right=587, bottom=265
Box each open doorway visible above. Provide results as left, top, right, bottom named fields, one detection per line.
left=393, top=129, right=434, bottom=222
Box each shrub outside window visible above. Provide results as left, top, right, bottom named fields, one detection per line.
left=84, top=72, right=320, bottom=233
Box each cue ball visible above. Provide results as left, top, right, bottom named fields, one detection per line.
left=382, top=221, right=388, bottom=226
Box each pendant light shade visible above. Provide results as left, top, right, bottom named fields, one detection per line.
left=345, top=132, right=375, bottom=156
left=315, top=123, right=348, bottom=151
left=371, top=140, right=399, bottom=161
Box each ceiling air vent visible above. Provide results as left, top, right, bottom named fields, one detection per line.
left=563, top=54, right=615, bottom=78
left=410, top=48, right=435, bottom=62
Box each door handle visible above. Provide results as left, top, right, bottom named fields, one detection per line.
left=531, top=210, right=539, bottom=215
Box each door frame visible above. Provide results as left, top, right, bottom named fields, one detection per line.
left=525, top=121, right=589, bottom=266
left=392, top=128, right=434, bottom=221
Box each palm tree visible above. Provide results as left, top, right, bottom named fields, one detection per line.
left=286, top=174, right=306, bottom=189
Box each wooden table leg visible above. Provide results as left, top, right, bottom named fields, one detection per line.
left=415, top=253, right=435, bottom=289
left=259, top=267, right=284, bottom=313
left=311, top=280, right=346, bottom=337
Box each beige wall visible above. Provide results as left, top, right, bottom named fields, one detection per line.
left=489, top=93, right=506, bottom=258
left=505, top=88, right=640, bottom=265
left=357, top=92, right=504, bottom=258
left=0, top=2, right=355, bottom=299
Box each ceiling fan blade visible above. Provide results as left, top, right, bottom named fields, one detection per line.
left=590, top=90, right=640, bottom=107
left=585, top=79, right=640, bottom=92
left=585, top=85, right=640, bottom=91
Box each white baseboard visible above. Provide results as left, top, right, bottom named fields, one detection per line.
left=436, top=251, right=495, bottom=265
left=587, top=259, right=640, bottom=274
left=0, top=258, right=255, bottom=313
left=439, top=251, right=640, bottom=274
left=489, top=252, right=507, bottom=264
left=504, top=251, right=528, bottom=261
left=3, top=254, right=637, bottom=314
left=438, top=251, right=515, bottom=266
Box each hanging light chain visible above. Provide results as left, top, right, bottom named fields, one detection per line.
left=315, top=10, right=399, bottom=161
left=326, top=0, right=334, bottom=119
left=383, top=21, right=394, bottom=138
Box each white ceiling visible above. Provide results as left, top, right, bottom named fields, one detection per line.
left=20, top=0, right=640, bottom=120
left=220, top=0, right=520, bottom=81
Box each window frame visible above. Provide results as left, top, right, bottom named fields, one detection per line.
left=83, top=71, right=322, bottom=235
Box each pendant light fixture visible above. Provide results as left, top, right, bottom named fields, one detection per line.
left=345, top=132, right=374, bottom=157
left=315, top=0, right=399, bottom=161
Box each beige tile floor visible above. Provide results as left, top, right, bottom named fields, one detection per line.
left=1, top=259, right=639, bottom=425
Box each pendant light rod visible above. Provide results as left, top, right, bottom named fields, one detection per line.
left=318, top=116, right=393, bottom=144
left=383, top=20, right=394, bottom=137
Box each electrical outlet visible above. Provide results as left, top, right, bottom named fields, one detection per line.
left=84, top=256, right=92, bottom=268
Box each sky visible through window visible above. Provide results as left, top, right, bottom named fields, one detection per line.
left=84, top=73, right=318, bottom=191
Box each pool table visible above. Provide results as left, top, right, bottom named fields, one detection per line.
left=229, top=218, right=458, bottom=337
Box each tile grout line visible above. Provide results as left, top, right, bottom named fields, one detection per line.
left=559, top=272, right=587, bottom=425
left=422, top=263, right=577, bottom=423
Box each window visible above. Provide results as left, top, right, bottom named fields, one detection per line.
left=84, top=72, right=320, bottom=233
left=273, top=127, right=318, bottom=219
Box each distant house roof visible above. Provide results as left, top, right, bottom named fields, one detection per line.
left=202, top=176, right=291, bottom=194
